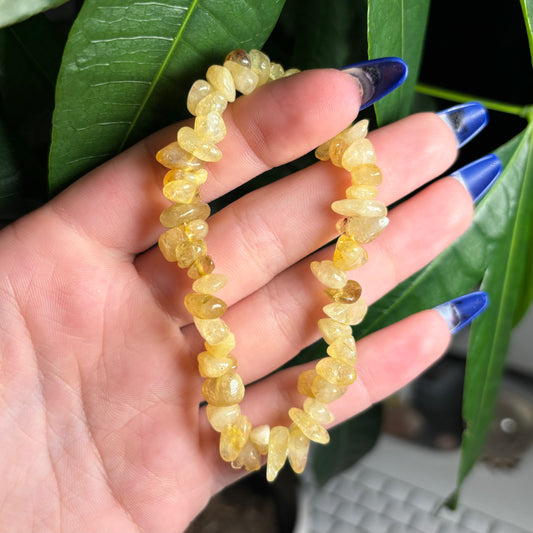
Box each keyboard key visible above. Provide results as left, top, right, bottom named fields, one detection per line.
left=460, top=509, right=494, bottom=532
left=360, top=512, right=395, bottom=533
left=409, top=487, right=441, bottom=513
left=409, top=510, right=441, bottom=533
left=384, top=499, right=416, bottom=525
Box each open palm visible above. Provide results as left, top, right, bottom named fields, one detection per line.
left=0, top=69, right=470, bottom=532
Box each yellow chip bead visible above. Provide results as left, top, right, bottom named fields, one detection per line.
left=269, top=62, right=285, bottom=80
left=337, top=216, right=389, bottom=244
left=323, top=297, right=368, bottom=325
left=310, top=260, right=347, bottom=289
left=297, top=369, right=318, bottom=397
left=249, top=49, right=271, bottom=85
left=345, top=185, right=378, bottom=200
left=204, top=331, right=236, bottom=358
left=206, top=404, right=241, bottom=431
left=331, top=198, right=387, bottom=217
left=327, top=120, right=369, bottom=166
left=311, top=375, right=347, bottom=404
left=333, top=234, right=368, bottom=271
left=288, top=407, right=330, bottom=444
left=231, top=441, right=261, bottom=471
left=303, top=398, right=335, bottom=425
left=156, top=141, right=203, bottom=170
left=158, top=227, right=187, bottom=262
left=175, top=240, right=207, bottom=268
left=324, top=279, right=362, bottom=304
left=163, top=168, right=208, bottom=187
left=250, top=424, right=270, bottom=455
left=197, top=351, right=237, bottom=378
left=159, top=202, right=210, bottom=228
left=326, top=335, right=357, bottom=365
left=267, top=425, right=289, bottom=482
left=206, top=65, right=236, bottom=102
left=194, top=317, right=230, bottom=344
left=287, top=425, right=310, bottom=474
left=178, top=126, right=222, bottom=162
left=194, top=112, right=226, bottom=143
left=317, top=318, right=352, bottom=344
left=316, top=357, right=356, bottom=386
left=202, top=372, right=245, bottom=406
left=184, top=293, right=227, bottom=319
left=195, top=92, right=228, bottom=116
left=341, top=138, right=377, bottom=169
left=187, top=79, right=213, bottom=115
left=350, top=164, right=383, bottom=186
left=192, top=273, right=228, bottom=294
left=219, top=414, right=252, bottom=462
left=162, top=178, right=198, bottom=204
left=187, top=255, right=215, bottom=279
left=224, top=60, right=259, bottom=95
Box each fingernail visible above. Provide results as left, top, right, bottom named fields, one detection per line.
left=437, top=102, right=488, bottom=148
left=434, top=291, right=488, bottom=334
left=340, top=57, right=408, bottom=110
left=451, top=154, right=502, bottom=203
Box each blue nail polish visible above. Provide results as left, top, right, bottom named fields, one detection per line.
left=437, top=102, right=488, bottom=148
left=452, top=154, right=502, bottom=203
left=435, top=291, right=488, bottom=334
left=340, top=57, right=408, bottom=110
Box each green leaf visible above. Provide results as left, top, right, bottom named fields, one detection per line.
left=0, top=0, right=69, bottom=29
left=48, top=0, right=285, bottom=194
left=448, top=123, right=533, bottom=507
left=311, top=404, right=382, bottom=485
left=520, top=0, right=533, bottom=66
left=367, top=0, right=430, bottom=125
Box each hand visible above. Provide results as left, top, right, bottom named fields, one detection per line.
left=0, top=68, right=469, bottom=532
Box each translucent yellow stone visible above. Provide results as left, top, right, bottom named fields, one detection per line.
left=163, top=168, right=208, bottom=187
left=287, top=425, right=310, bottom=474
left=303, top=398, right=334, bottom=425
left=195, top=92, right=228, bottom=116
left=178, top=126, right=222, bottom=162
left=333, top=235, right=368, bottom=271
left=160, top=202, right=210, bottom=228
left=311, top=375, right=347, bottom=404
left=288, top=407, right=330, bottom=444
left=341, top=138, right=376, bottom=170
left=345, top=185, right=378, bottom=200
left=192, top=273, right=228, bottom=294
left=323, top=297, right=368, bottom=325
left=231, top=441, right=261, bottom=472
left=310, top=260, right=347, bottom=289
left=158, top=227, right=187, bottom=262
left=205, top=331, right=235, bottom=358
left=197, top=350, right=236, bottom=378
left=206, top=403, right=241, bottom=431
left=326, top=334, right=357, bottom=365
left=162, top=179, right=198, bottom=204
left=224, top=60, right=259, bottom=95
left=156, top=141, right=202, bottom=169
left=350, top=164, right=382, bottom=186
left=225, top=49, right=252, bottom=67
left=182, top=219, right=209, bottom=240
left=187, top=255, right=215, bottom=279
left=327, top=120, right=369, bottom=166
left=187, top=79, right=213, bottom=115
left=206, top=65, right=236, bottom=102
left=284, top=68, right=301, bottom=77
left=219, top=414, right=252, bottom=461
left=194, top=317, right=230, bottom=344
left=250, top=424, right=270, bottom=455
left=315, top=140, right=332, bottom=161
left=324, top=279, right=362, bottom=304
left=331, top=199, right=387, bottom=217
left=316, top=357, right=356, bottom=386
left=175, top=240, right=207, bottom=268
left=317, top=318, right=352, bottom=344
left=266, top=425, right=289, bottom=482
left=184, top=293, right=226, bottom=319
left=194, top=112, right=226, bottom=143
left=202, top=372, right=245, bottom=406
left=269, top=62, right=285, bottom=80
left=249, top=49, right=271, bottom=85
left=297, top=369, right=317, bottom=397
left=338, top=216, right=389, bottom=244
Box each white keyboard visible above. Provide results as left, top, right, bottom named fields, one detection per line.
left=295, top=464, right=529, bottom=533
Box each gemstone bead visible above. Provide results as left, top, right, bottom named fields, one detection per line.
left=204, top=331, right=236, bottom=358
left=158, top=227, right=187, bottom=262
left=266, top=425, right=289, bottom=482
left=331, top=199, right=387, bottom=217
left=317, top=318, right=352, bottom=344
left=197, top=351, right=237, bottom=378
left=310, top=260, right=347, bottom=289
left=326, top=335, right=357, bottom=365
left=250, top=424, right=270, bottom=455
left=224, top=60, right=259, bottom=95
left=297, top=369, right=317, bottom=397
left=324, top=279, right=362, bottom=304
left=284, top=68, right=300, bottom=77
left=311, top=375, right=347, bottom=404
left=338, top=216, right=389, bottom=244
left=219, top=414, right=251, bottom=461
left=163, top=168, right=208, bottom=186
left=206, top=404, right=241, bottom=431
left=156, top=141, right=202, bottom=169
left=202, top=372, right=245, bottom=406
left=162, top=179, right=198, bottom=204
left=194, top=112, right=226, bottom=143
left=175, top=240, right=207, bottom=268
left=303, top=398, right=334, bottom=425
left=288, top=407, right=330, bottom=444
left=350, top=164, right=382, bottom=186
left=192, top=273, right=228, bottom=294
left=323, top=298, right=368, bottom=325
left=187, top=255, right=215, bottom=279
left=231, top=441, right=261, bottom=471
left=206, top=65, right=236, bottom=102
left=316, top=357, right=356, bottom=386
left=178, top=126, right=222, bottom=162
left=160, top=202, right=210, bottom=228
left=195, top=92, right=228, bottom=116
left=269, top=62, right=285, bottom=80
left=341, top=138, right=376, bottom=169
left=194, top=317, right=230, bottom=344
left=249, top=49, right=270, bottom=85
left=225, top=48, right=252, bottom=67
left=187, top=80, right=213, bottom=115
left=287, top=425, right=310, bottom=474
left=345, top=185, right=378, bottom=200
left=326, top=120, right=370, bottom=166
left=333, top=235, right=368, bottom=270
left=184, top=293, right=227, bottom=319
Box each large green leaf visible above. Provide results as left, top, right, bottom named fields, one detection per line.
left=48, top=0, right=285, bottom=193
left=448, top=123, right=533, bottom=507
left=0, top=0, right=69, bottom=28
left=367, top=0, right=430, bottom=125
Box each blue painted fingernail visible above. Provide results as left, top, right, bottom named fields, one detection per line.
left=434, top=291, right=488, bottom=334
left=340, top=57, right=408, bottom=110
left=451, top=154, right=502, bottom=203
left=437, top=102, right=488, bottom=148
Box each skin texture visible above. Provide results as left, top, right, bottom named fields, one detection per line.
left=0, top=69, right=472, bottom=532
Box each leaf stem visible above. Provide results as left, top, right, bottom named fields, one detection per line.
left=416, top=83, right=531, bottom=118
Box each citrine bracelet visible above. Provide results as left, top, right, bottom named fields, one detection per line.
left=156, top=49, right=390, bottom=481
